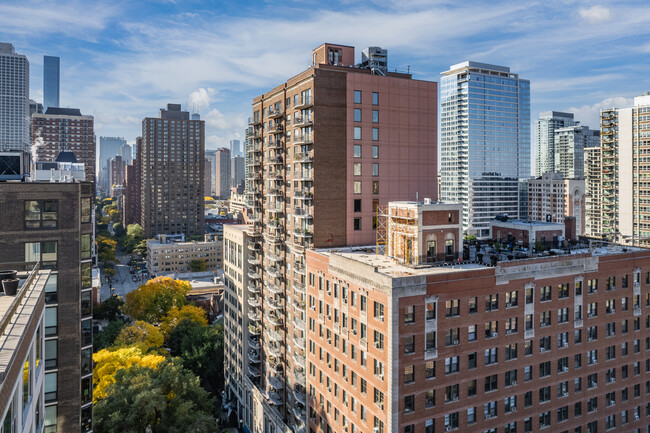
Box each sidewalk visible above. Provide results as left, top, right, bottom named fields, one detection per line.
left=100, top=251, right=146, bottom=301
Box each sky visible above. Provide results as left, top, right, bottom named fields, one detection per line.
left=3, top=0, right=650, bottom=161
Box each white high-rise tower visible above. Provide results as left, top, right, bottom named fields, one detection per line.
left=0, top=43, right=30, bottom=153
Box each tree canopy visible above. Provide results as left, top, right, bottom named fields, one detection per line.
left=93, top=346, right=166, bottom=402
left=94, top=361, right=215, bottom=433
left=113, top=320, right=164, bottom=354
left=160, top=305, right=207, bottom=338
left=124, top=277, right=191, bottom=323
left=94, top=320, right=127, bottom=352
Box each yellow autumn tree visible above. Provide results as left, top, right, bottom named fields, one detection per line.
left=93, top=346, right=165, bottom=403
left=125, top=277, right=191, bottom=323
left=160, top=305, right=208, bottom=338
left=112, top=320, right=164, bottom=353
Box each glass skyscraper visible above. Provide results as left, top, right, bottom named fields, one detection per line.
left=440, top=61, right=530, bottom=237
left=43, top=55, right=60, bottom=111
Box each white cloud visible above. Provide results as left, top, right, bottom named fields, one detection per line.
left=568, top=96, right=634, bottom=129
left=578, top=5, right=611, bottom=23
left=187, top=88, right=216, bottom=113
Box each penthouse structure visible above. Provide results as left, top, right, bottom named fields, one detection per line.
left=236, top=43, right=437, bottom=433
left=140, top=104, right=205, bottom=238
left=306, top=200, right=650, bottom=433
left=0, top=180, right=95, bottom=432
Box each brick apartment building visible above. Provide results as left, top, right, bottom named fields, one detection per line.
left=305, top=200, right=650, bottom=433
left=32, top=107, right=96, bottom=182
left=235, top=43, right=438, bottom=433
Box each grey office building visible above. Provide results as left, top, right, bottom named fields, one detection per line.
left=43, top=55, right=60, bottom=111
left=440, top=61, right=530, bottom=237
left=534, top=111, right=578, bottom=177
left=0, top=43, right=30, bottom=153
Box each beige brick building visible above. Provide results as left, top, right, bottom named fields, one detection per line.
left=146, top=234, right=220, bottom=274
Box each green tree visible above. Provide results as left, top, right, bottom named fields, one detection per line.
left=112, top=223, right=126, bottom=239
left=94, top=295, right=125, bottom=322
left=126, top=223, right=145, bottom=240
left=113, top=320, right=165, bottom=354
left=124, top=277, right=190, bottom=323
left=166, top=320, right=224, bottom=395
left=133, top=239, right=148, bottom=258
left=189, top=259, right=207, bottom=272
left=94, top=361, right=215, bottom=433
left=94, top=320, right=127, bottom=352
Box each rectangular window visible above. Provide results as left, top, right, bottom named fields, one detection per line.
left=404, top=306, right=415, bottom=324
left=372, top=145, right=379, bottom=159
left=372, top=92, right=379, bottom=105
left=372, top=110, right=379, bottom=123
left=81, top=291, right=92, bottom=317
left=372, top=181, right=379, bottom=194
left=81, top=262, right=91, bottom=288
left=372, top=128, right=379, bottom=141
left=44, top=340, right=57, bottom=368
left=372, top=163, right=378, bottom=176
left=81, top=234, right=91, bottom=260
left=354, top=127, right=362, bottom=140
left=354, top=163, right=362, bottom=176
left=354, top=199, right=362, bottom=213
left=354, top=108, right=362, bottom=122
left=354, top=90, right=362, bottom=104
left=25, top=200, right=58, bottom=229
left=354, top=181, right=362, bottom=194
left=354, top=145, right=362, bottom=158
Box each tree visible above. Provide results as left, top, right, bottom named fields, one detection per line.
left=166, top=321, right=224, bottom=395
left=133, top=239, right=148, bottom=258
left=126, top=223, right=145, bottom=240
left=94, top=320, right=127, bottom=352
left=94, top=361, right=215, bottom=433
left=94, top=294, right=125, bottom=322
left=113, top=320, right=164, bottom=354
left=112, top=223, right=126, bottom=239
left=108, top=208, right=120, bottom=223
left=189, top=259, right=207, bottom=272
left=160, top=305, right=207, bottom=338
left=93, top=346, right=166, bottom=403
left=97, top=236, right=117, bottom=265
left=124, top=277, right=191, bottom=323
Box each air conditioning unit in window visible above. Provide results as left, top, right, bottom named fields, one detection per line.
left=446, top=427, right=454, bottom=432
left=562, top=366, right=568, bottom=372
left=540, top=347, right=546, bottom=352
left=588, top=313, right=594, bottom=318
left=511, top=381, right=517, bottom=386
left=540, top=322, right=548, bottom=328
left=492, top=332, right=498, bottom=337
left=453, top=339, right=459, bottom=345
left=506, top=303, right=512, bottom=308
left=563, top=392, right=569, bottom=397
left=373, top=428, right=380, bottom=433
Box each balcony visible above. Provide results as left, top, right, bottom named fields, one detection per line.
left=293, top=281, right=306, bottom=294
left=293, top=117, right=313, bottom=128
left=295, top=172, right=313, bottom=182
left=294, top=263, right=305, bottom=275
left=251, top=158, right=262, bottom=167
left=248, top=271, right=261, bottom=280
left=294, top=135, right=313, bottom=146
left=268, top=107, right=283, bottom=119
left=266, top=188, right=283, bottom=198
left=267, top=314, right=283, bottom=327
left=267, top=329, right=283, bottom=343
left=247, top=241, right=261, bottom=251
left=294, top=228, right=313, bottom=238
left=293, top=353, right=306, bottom=368
left=249, top=116, right=262, bottom=126
left=266, top=391, right=283, bottom=406
left=267, top=358, right=283, bottom=374
left=248, top=365, right=261, bottom=377
left=267, top=283, right=283, bottom=295
left=268, top=267, right=281, bottom=278
left=248, top=254, right=261, bottom=266
left=247, top=296, right=261, bottom=308
left=267, top=251, right=284, bottom=263
left=267, top=204, right=284, bottom=214
left=264, top=232, right=283, bottom=244
left=294, top=97, right=313, bottom=110
left=293, top=317, right=306, bottom=330
left=267, top=297, right=283, bottom=311
left=268, top=156, right=284, bottom=166
left=293, top=190, right=313, bottom=201
left=294, top=369, right=306, bottom=383
left=248, top=324, right=261, bottom=335
left=267, top=140, right=284, bottom=150
left=248, top=309, right=261, bottom=322
left=292, top=407, right=306, bottom=424
left=246, top=223, right=262, bottom=236
left=248, top=284, right=261, bottom=294
left=249, top=337, right=260, bottom=350
left=293, top=208, right=312, bottom=219
left=248, top=350, right=261, bottom=363
left=293, top=335, right=305, bottom=348
left=293, top=388, right=307, bottom=405
left=267, top=342, right=283, bottom=358
left=269, top=124, right=284, bottom=134
left=268, top=375, right=284, bottom=390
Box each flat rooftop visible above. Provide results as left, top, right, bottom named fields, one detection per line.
left=316, top=242, right=649, bottom=279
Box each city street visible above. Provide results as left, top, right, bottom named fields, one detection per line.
left=99, top=251, right=147, bottom=301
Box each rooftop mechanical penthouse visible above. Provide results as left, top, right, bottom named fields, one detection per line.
left=305, top=200, right=650, bottom=433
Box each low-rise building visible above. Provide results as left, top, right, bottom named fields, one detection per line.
left=490, top=218, right=566, bottom=248
left=305, top=201, right=650, bottom=433
left=147, top=234, right=221, bottom=274
left=527, top=173, right=586, bottom=236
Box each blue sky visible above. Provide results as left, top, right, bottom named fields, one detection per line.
left=3, top=0, right=650, bottom=162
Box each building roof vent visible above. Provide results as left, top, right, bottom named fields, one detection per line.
left=359, top=47, right=388, bottom=76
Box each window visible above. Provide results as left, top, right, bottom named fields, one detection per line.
left=372, top=145, right=379, bottom=159
left=374, top=302, right=384, bottom=321
left=445, top=356, right=459, bottom=374
left=372, top=181, right=379, bottom=194
left=404, top=335, right=414, bottom=354
left=25, top=200, right=58, bottom=229
left=353, top=163, right=362, bottom=176
left=354, top=127, right=362, bottom=140
left=81, top=197, right=91, bottom=223
left=372, top=110, right=379, bottom=123
left=588, top=279, right=597, bottom=293
left=404, top=395, right=414, bottom=413
left=539, top=386, right=551, bottom=402
left=372, top=128, right=379, bottom=141
left=506, top=290, right=518, bottom=307
left=354, top=145, right=362, bottom=158
left=505, top=396, right=517, bottom=413
left=425, top=361, right=435, bottom=378
left=82, top=262, right=91, bottom=288
left=540, top=286, right=551, bottom=302
left=469, top=297, right=477, bottom=313
left=354, top=108, right=362, bottom=122
left=485, top=348, right=497, bottom=365
left=354, top=181, right=362, bottom=194
left=539, top=411, right=550, bottom=428
left=354, top=90, right=361, bottom=103
left=404, top=306, right=415, bottom=324
left=425, top=330, right=436, bottom=352
left=468, top=379, right=477, bottom=396
left=25, top=241, right=57, bottom=268
left=426, top=301, right=436, bottom=320
left=81, top=291, right=92, bottom=317
left=81, top=234, right=91, bottom=260
left=354, top=199, right=362, bottom=213
left=485, top=374, right=498, bottom=392
left=484, top=401, right=497, bottom=420
left=372, top=163, right=379, bottom=176
left=526, top=287, right=534, bottom=304
left=467, top=407, right=476, bottom=424
left=45, top=307, right=57, bottom=336
left=505, top=343, right=518, bottom=361
left=446, top=384, right=459, bottom=401
left=485, top=294, right=498, bottom=311
left=468, top=352, right=477, bottom=369
left=558, top=283, right=569, bottom=298
left=372, top=92, right=379, bottom=105
left=485, top=321, right=498, bottom=338
left=446, top=328, right=460, bottom=346
left=468, top=325, right=477, bottom=341
left=45, top=372, right=57, bottom=402
left=539, top=361, right=551, bottom=377
left=446, top=299, right=460, bottom=317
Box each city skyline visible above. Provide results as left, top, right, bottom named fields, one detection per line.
left=3, top=0, right=650, bottom=164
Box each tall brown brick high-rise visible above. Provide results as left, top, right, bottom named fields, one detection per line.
left=227, top=43, right=437, bottom=433
left=0, top=181, right=95, bottom=432
left=140, top=104, right=204, bottom=238
left=32, top=107, right=96, bottom=182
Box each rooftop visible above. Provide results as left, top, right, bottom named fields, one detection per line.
left=316, top=241, right=649, bottom=279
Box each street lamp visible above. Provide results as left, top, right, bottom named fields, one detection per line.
left=239, top=419, right=243, bottom=433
